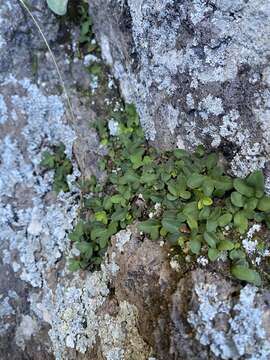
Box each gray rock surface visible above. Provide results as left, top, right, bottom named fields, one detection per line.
left=1, top=0, right=270, bottom=359
left=0, top=1, right=146, bottom=359
left=89, top=0, right=270, bottom=179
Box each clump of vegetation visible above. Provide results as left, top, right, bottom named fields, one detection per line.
left=42, top=0, right=270, bottom=284
left=40, top=143, right=73, bottom=193
left=67, top=104, right=270, bottom=285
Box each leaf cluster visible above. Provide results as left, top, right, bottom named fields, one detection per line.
left=69, top=104, right=270, bottom=285
left=40, top=143, right=73, bottom=193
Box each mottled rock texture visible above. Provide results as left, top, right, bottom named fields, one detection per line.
left=89, top=0, right=270, bottom=179
left=1, top=0, right=270, bottom=359
left=0, top=1, right=146, bottom=359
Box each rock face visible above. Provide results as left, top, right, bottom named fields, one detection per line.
left=1, top=0, right=270, bottom=359
left=89, top=0, right=270, bottom=178
left=109, top=228, right=270, bottom=360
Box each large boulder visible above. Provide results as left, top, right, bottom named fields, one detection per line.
left=89, top=0, right=270, bottom=178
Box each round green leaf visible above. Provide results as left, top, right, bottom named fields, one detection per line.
left=218, top=213, right=232, bottom=227
left=233, top=179, right=254, bottom=198
left=234, top=211, right=248, bottom=234
left=99, top=236, right=108, bottom=249
left=231, top=265, right=261, bottom=286
left=208, top=248, right=219, bottom=261
left=190, top=238, right=201, bottom=255
left=206, top=219, right=218, bottom=233
left=257, top=196, right=270, bottom=212
left=199, top=207, right=211, bottom=220
left=187, top=173, right=205, bottom=189
left=203, top=232, right=217, bottom=248
left=246, top=170, right=264, bottom=191
left=202, top=180, right=215, bottom=196
left=218, top=240, right=234, bottom=251
left=244, top=198, right=258, bottom=211
left=231, top=191, right=244, bottom=207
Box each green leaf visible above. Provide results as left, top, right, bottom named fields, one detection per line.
left=234, top=211, right=248, bottom=234
left=40, top=151, right=55, bottom=169
left=95, top=211, right=108, bottom=224
left=206, top=219, right=218, bottom=233
left=205, top=153, right=218, bottom=170
left=167, top=193, right=177, bottom=201
left=190, top=238, right=201, bottom=255
left=91, top=225, right=108, bottom=241
left=76, top=242, right=93, bottom=259
left=98, top=236, right=108, bottom=249
left=218, top=240, right=235, bottom=251
left=84, top=197, right=102, bottom=211
left=183, top=202, right=198, bottom=218
left=203, top=232, right=217, bottom=248
left=69, top=221, right=84, bottom=242
left=195, top=145, right=205, bottom=158
left=167, top=181, right=178, bottom=197
left=174, top=149, right=189, bottom=159
left=257, top=196, right=270, bottom=212
left=103, top=197, right=113, bottom=210
left=46, top=0, right=68, bottom=15
left=161, top=217, right=180, bottom=233
left=111, top=194, right=126, bottom=206
left=138, top=219, right=161, bottom=240
left=119, top=171, right=140, bottom=184
left=111, top=207, right=128, bottom=221
left=202, top=196, right=213, bottom=206
left=208, top=248, right=219, bottom=261
left=246, top=170, right=264, bottom=191
left=187, top=173, right=205, bottom=189
left=233, top=179, right=254, bottom=198
left=140, top=172, right=158, bottom=184
left=68, top=259, right=81, bottom=272
left=167, top=177, right=186, bottom=197
left=231, top=265, right=261, bottom=286
left=231, top=191, right=244, bottom=207
left=130, top=148, right=144, bottom=169
left=218, top=213, right=232, bottom=227
left=244, top=197, right=258, bottom=211
left=187, top=215, right=198, bottom=232
left=199, top=207, right=211, bottom=220
left=229, top=249, right=246, bottom=261
left=107, top=221, right=118, bottom=236
left=166, top=233, right=181, bottom=245
left=202, top=179, right=215, bottom=196
left=179, top=191, right=191, bottom=200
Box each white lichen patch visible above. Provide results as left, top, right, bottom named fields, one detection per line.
left=0, top=295, right=15, bottom=335
left=0, top=94, right=7, bottom=124
left=188, top=282, right=270, bottom=359
left=163, top=104, right=179, bottom=134
left=0, top=77, right=78, bottom=288
left=241, top=224, right=270, bottom=266
left=114, top=228, right=132, bottom=252
left=15, top=315, right=39, bottom=350
left=108, top=119, right=120, bottom=136
left=199, top=95, right=224, bottom=119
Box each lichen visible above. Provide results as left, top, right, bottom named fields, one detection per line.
left=188, top=282, right=270, bottom=359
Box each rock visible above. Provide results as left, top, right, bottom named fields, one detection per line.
left=108, top=225, right=181, bottom=358
left=2, top=0, right=270, bottom=359
left=176, top=270, right=270, bottom=360
left=107, top=228, right=270, bottom=360
left=89, top=0, right=270, bottom=179
left=0, top=1, right=152, bottom=359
